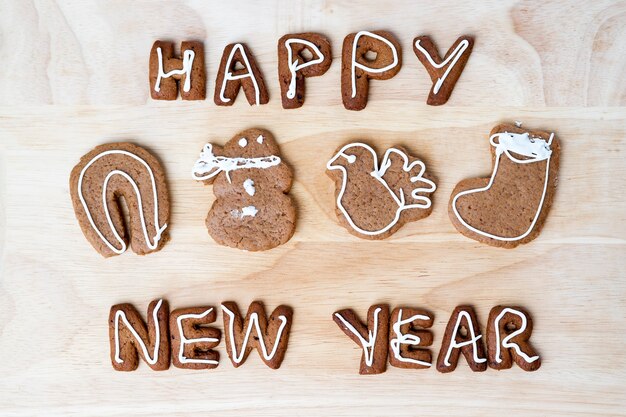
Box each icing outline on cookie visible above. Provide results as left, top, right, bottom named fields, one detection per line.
left=350, top=31, right=399, bottom=98
left=176, top=308, right=220, bottom=365
left=285, top=38, right=325, bottom=99
left=154, top=47, right=195, bottom=93
left=390, top=309, right=432, bottom=367
left=494, top=308, right=539, bottom=364
left=221, top=304, right=289, bottom=363
left=192, top=143, right=281, bottom=183
left=442, top=310, right=486, bottom=367
left=78, top=150, right=168, bottom=255
left=413, top=39, right=470, bottom=95
left=334, top=307, right=382, bottom=367
left=218, top=43, right=261, bottom=105
left=327, top=143, right=436, bottom=236
left=451, top=131, right=554, bottom=242
left=114, top=299, right=163, bottom=365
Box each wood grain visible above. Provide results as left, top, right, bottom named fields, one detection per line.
left=1, top=1, right=625, bottom=416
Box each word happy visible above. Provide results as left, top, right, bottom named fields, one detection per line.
left=109, top=300, right=540, bottom=373
left=148, top=31, right=474, bottom=109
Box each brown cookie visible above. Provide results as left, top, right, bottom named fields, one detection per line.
left=170, top=306, right=221, bottom=370
left=333, top=304, right=390, bottom=375
left=109, top=299, right=170, bottom=371
left=214, top=43, right=269, bottom=106
left=341, top=30, right=402, bottom=110
left=70, top=142, right=170, bottom=257
left=413, top=35, right=474, bottom=106
left=388, top=307, right=434, bottom=369
left=277, top=33, right=332, bottom=109
left=436, top=306, right=487, bottom=373
left=191, top=128, right=296, bottom=251
left=449, top=123, right=560, bottom=248
left=220, top=301, right=293, bottom=369
left=149, top=40, right=205, bottom=100
left=486, top=306, right=541, bottom=371
left=326, top=142, right=436, bottom=239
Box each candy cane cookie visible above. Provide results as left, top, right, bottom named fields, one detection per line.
left=70, top=142, right=170, bottom=257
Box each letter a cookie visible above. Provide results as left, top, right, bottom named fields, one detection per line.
left=449, top=123, right=560, bottom=248
left=70, top=143, right=170, bottom=257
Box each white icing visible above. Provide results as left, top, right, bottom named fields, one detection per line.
left=443, top=310, right=487, bottom=367
left=241, top=206, right=258, bottom=218
left=243, top=179, right=255, bottom=196
left=515, top=120, right=523, bottom=127
left=413, top=39, right=470, bottom=95
left=192, top=143, right=281, bottom=183
left=176, top=308, right=219, bottom=365
left=218, top=43, right=261, bottom=106
left=78, top=150, right=167, bottom=255
left=285, top=38, right=325, bottom=99
left=114, top=299, right=163, bottom=365
left=350, top=31, right=399, bottom=98
left=327, top=143, right=436, bottom=236
left=256, top=135, right=264, bottom=144
left=221, top=304, right=289, bottom=364
left=389, top=309, right=432, bottom=367
left=494, top=308, right=540, bottom=364
left=334, top=308, right=381, bottom=367
left=451, top=131, right=555, bottom=242
left=154, top=47, right=195, bottom=93
left=238, top=138, right=248, bottom=147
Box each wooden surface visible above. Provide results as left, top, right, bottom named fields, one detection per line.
left=1, top=0, right=625, bottom=415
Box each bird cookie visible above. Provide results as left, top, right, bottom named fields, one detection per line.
left=192, top=128, right=296, bottom=251
left=326, top=142, right=436, bottom=239
left=70, top=142, right=170, bottom=257
left=449, top=123, right=560, bottom=248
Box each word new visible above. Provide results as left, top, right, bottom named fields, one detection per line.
left=110, top=299, right=292, bottom=371
left=149, top=31, right=474, bottom=109
left=334, top=304, right=541, bottom=374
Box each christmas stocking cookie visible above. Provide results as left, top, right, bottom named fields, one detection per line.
left=192, top=128, right=296, bottom=251
left=449, top=123, right=560, bottom=248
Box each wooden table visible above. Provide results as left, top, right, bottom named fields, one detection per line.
left=1, top=1, right=625, bottom=415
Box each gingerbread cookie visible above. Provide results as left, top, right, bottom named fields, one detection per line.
left=221, top=301, right=293, bottom=369
left=214, top=43, right=268, bottom=106
left=486, top=306, right=541, bottom=371
left=449, top=123, right=560, bottom=248
left=436, top=306, right=487, bottom=373
left=333, top=304, right=389, bottom=374
left=277, top=33, right=332, bottom=109
left=170, top=306, right=221, bottom=370
left=341, top=30, right=401, bottom=110
left=389, top=307, right=434, bottom=369
left=70, top=142, right=170, bottom=257
left=191, top=128, right=296, bottom=251
left=413, top=35, right=474, bottom=106
left=327, top=142, right=436, bottom=239
left=149, top=40, right=205, bottom=100
left=109, top=299, right=170, bottom=371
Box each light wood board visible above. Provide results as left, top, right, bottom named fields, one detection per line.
left=1, top=0, right=625, bottom=416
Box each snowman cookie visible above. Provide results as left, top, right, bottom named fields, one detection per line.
left=449, top=123, right=560, bottom=248
left=192, top=128, right=296, bottom=251
left=326, top=142, right=436, bottom=239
